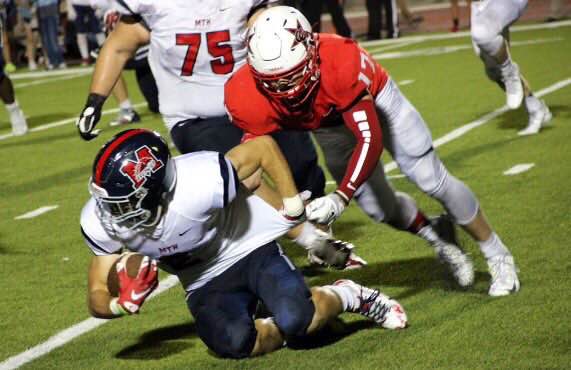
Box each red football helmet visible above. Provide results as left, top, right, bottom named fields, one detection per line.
left=247, top=6, right=320, bottom=110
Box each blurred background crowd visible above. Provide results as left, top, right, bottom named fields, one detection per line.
left=0, top=0, right=569, bottom=72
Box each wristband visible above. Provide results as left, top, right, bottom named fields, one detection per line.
left=283, top=194, right=304, bottom=218
left=334, top=190, right=350, bottom=206
left=109, top=298, right=128, bottom=316
left=85, top=92, right=107, bottom=110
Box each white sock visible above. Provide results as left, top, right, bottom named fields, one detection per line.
left=77, top=33, right=89, bottom=59
left=417, top=224, right=442, bottom=247
left=293, top=222, right=318, bottom=250
left=478, top=232, right=510, bottom=259
left=524, top=94, right=541, bottom=114
left=5, top=101, right=20, bottom=113
left=119, top=99, right=132, bottom=111
left=95, top=33, right=106, bottom=46
left=323, top=285, right=356, bottom=312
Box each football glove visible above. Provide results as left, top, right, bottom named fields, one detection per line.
left=305, top=192, right=347, bottom=225
left=115, top=256, right=158, bottom=315
left=77, top=93, right=106, bottom=141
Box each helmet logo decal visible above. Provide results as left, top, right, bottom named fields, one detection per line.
left=120, top=146, right=164, bottom=189
left=285, top=20, right=309, bottom=49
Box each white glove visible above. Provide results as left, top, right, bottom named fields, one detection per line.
left=305, top=192, right=346, bottom=225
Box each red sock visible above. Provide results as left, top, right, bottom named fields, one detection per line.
left=407, top=211, right=429, bottom=234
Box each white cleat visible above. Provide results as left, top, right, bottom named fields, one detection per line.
left=487, top=254, right=520, bottom=297
left=10, top=109, right=28, bottom=136
left=334, top=279, right=407, bottom=329
left=518, top=100, right=552, bottom=136
left=435, top=243, right=475, bottom=288
left=501, top=62, right=524, bottom=109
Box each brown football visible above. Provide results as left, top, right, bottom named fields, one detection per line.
left=107, top=253, right=146, bottom=297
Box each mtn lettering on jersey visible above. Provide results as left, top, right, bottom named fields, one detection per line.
left=225, top=34, right=389, bottom=135
left=114, top=0, right=278, bottom=129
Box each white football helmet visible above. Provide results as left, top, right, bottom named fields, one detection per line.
left=247, top=6, right=320, bottom=109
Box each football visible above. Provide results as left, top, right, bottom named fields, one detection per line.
left=107, top=253, right=146, bottom=297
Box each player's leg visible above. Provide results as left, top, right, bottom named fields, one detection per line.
left=109, top=74, right=141, bottom=126
left=314, top=122, right=474, bottom=287
left=134, top=58, right=159, bottom=113
left=0, top=49, right=27, bottom=136
left=471, top=0, right=548, bottom=129
left=377, top=78, right=519, bottom=296
left=251, top=242, right=406, bottom=355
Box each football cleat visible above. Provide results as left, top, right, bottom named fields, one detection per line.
left=518, top=100, right=552, bottom=136
left=110, top=109, right=141, bottom=127
left=501, top=61, right=524, bottom=109
left=334, top=279, right=407, bottom=329
left=435, top=243, right=475, bottom=288
left=10, top=108, right=28, bottom=136
left=487, top=254, right=520, bottom=297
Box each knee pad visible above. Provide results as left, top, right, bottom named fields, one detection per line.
left=409, top=152, right=479, bottom=225
left=274, top=297, right=315, bottom=338
left=432, top=174, right=479, bottom=225
left=407, top=151, right=447, bottom=196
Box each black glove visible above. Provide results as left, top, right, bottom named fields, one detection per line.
left=76, top=93, right=107, bottom=141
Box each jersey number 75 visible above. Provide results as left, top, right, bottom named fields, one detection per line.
left=176, top=30, right=235, bottom=76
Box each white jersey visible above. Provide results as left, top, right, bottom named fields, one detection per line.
left=80, top=151, right=293, bottom=294
left=114, top=0, right=277, bottom=129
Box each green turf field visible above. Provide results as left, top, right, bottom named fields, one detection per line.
left=1, top=22, right=570, bottom=370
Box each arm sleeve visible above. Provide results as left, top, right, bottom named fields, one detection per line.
left=337, top=98, right=383, bottom=201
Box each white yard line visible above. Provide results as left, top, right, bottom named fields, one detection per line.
left=360, top=20, right=571, bottom=47
left=0, top=275, right=180, bottom=370
left=503, top=163, right=535, bottom=176
left=14, top=206, right=59, bottom=220
left=15, top=72, right=91, bottom=89
left=373, top=38, right=563, bottom=60
left=0, top=102, right=147, bottom=141
left=398, top=80, right=415, bottom=86
left=9, top=67, right=93, bottom=80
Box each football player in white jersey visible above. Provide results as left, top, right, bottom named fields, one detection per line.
left=82, top=128, right=407, bottom=358
left=471, top=0, right=551, bottom=135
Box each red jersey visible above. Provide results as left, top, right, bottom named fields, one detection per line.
left=225, top=34, right=390, bottom=200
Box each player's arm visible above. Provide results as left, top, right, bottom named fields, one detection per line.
left=306, top=93, right=383, bottom=224
left=226, top=135, right=305, bottom=220
left=76, top=17, right=150, bottom=140
left=87, top=254, right=122, bottom=319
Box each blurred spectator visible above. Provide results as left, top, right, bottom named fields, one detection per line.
left=397, top=0, right=423, bottom=27
left=546, top=0, right=568, bottom=22
left=450, top=0, right=471, bottom=32
left=300, top=0, right=352, bottom=38
left=71, top=0, right=104, bottom=65
left=0, top=2, right=27, bottom=135
left=36, top=0, right=66, bottom=69
left=16, top=0, right=37, bottom=70
left=366, top=0, right=399, bottom=40
left=1, top=0, right=16, bottom=72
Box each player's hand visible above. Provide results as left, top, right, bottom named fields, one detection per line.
left=76, top=93, right=106, bottom=141
left=281, top=190, right=311, bottom=224
left=116, top=256, right=158, bottom=314
left=305, top=192, right=346, bottom=225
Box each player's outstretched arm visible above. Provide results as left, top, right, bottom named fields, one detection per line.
left=226, top=136, right=304, bottom=220
left=306, top=94, right=383, bottom=225
left=77, top=18, right=150, bottom=140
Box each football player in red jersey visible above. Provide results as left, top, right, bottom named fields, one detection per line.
left=226, top=6, right=520, bottom=296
